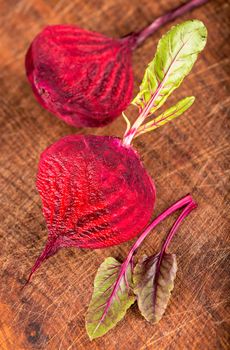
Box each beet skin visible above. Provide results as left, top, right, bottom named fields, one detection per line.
left=26, top=25, right=134, bottom=127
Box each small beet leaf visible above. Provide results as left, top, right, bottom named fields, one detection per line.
left=135, top=96, right=195, bottom=137
left=86, top=257, right=135, bottom=340
left=133, top=253, right=177, bottom=323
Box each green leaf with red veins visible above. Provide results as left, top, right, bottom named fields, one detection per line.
left=133, top=253, right=177, bottom=323
left=132, top=20, right=207, bottom=115
left=86, top=257, right=135, bottom=340
left=135, top=96, right=195, bottom=137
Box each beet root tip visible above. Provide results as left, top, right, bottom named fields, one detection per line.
left=25, top=238, right=57, bottom=285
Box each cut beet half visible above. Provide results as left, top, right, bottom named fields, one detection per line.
left=26, top=135, right=156, bottom=282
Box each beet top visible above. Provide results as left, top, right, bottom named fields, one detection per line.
left=27, top=20, right=207, bottom=282
left=25, top=0, right=208, bottom=127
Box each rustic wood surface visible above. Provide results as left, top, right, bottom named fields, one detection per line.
left=0, top=0, right=229, bottom=349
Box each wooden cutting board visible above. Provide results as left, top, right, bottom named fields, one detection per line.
left=0, top=0, right=229, bottom=349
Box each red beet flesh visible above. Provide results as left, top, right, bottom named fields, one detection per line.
left=25, top=25, right=134, bottom=127
left=29, top=135, right=155, bottom=278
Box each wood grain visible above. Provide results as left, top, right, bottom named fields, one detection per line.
left=0, top=0, right=229, bottom=349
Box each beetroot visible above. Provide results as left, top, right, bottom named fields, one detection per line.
left=27, top=135, right=155, bottom=280
left=25, top=0, right=208, bottom=127
left=25, top=27, right=134, bottom=127
left=37, top=135, right=155, bottom=249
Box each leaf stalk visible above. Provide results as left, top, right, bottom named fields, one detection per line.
left=131, top=0, right=209, bottom=48
left=111, top=194, right=196, bottom=297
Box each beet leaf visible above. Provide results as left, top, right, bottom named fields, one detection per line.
left=123, top=20, right=207, bottom=145
left=135, top=96, right=195, bottom=137
left=133, top=253, right=177, bottom=323
left=86, top=257, right=135, bottom=340
left=86, top=195, right=197, bottom=339
left=132, top=20, right=207, bottom=113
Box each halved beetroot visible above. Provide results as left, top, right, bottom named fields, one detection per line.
left=28, top=135, right=156, bottom=279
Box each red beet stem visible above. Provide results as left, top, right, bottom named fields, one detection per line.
left=130, top=0, right=209, bottom=49
left=161, top=201, right=197, bottom=254
left=126, top=194, right=196, bottom=258
left=152, top=200, right=197, bottom=312
left=109, top=194, right=196, bottom=292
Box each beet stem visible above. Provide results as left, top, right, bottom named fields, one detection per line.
left=152, top=200, right=197, bottom=311
left=126, top=194, right=196, bottom=258
left=132, top=0, right=209, bottom=48
left=161, top=201, right=197, bottom=254
left=113, top=194, right=196, bottom=292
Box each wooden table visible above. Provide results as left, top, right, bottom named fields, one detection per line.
left=0, top=0, right=229, bottom=349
